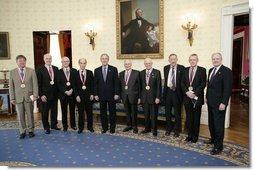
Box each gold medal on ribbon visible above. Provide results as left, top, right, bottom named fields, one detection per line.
left=82, top=85, right=86, bottom=90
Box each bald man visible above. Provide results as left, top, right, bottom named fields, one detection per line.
left=73, top=58, right=94, bottom=134
left=57, top=57, right=77, bottom=131
left=37, top=53, right=60, bottom=134
left=140, top=58, right=161, bottom=136
left=119, top=60, right=141, bottom=133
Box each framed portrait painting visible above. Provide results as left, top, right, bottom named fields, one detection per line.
left=0, top=32, right=10, bottom=59
left=116, top=0, right=164, bottom=59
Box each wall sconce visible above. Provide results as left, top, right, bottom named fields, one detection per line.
left=85, top=30, right=97, bottom=50
left=182, top=21, right=198, bottom=46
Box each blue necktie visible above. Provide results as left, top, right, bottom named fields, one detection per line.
left=103, top=66, right=107, bottom=82
left=20, top=69, right=24, bottom=80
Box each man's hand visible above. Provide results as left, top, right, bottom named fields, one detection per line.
left=76, top=96, right=81, bottom=103
left=41, top=95, right=47, bottom=102
left=90, top=95, right=94, bottom=101
left=155, top=98, right=160, bottom=104
left=114, top=95, right=119, bottom=101
left=95, top=96, right=99, bottom=101
left=186, top=91, right=195, bottom=99
left=219, top=103, right=226, bottom=111
left=137, top=98, right=141, bottom=104
left=33, top=96, right=38, bottom=101
left=10, top=100, right=16, bottom=105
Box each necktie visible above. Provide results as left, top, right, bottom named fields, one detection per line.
left=209, top=67, right=217, bottom=84
left=20, top=69, right=24, bottom=80
left=81, top=71, right=85, bottom=83
left=190, top=67, right=194, bottom=84
left=146, top=69, right=150, bottom=85
left=48, top=66, right=53, bottom=79
left=125, top=71, right=129, bottom=83
left=66, top=68, right=70, bottom=78
left=171, top=67, right=176, bottom=90
left=103, top=66, right=107, bottom=82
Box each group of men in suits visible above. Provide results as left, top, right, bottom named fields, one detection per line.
left=9, top=52, right=232, bottom=155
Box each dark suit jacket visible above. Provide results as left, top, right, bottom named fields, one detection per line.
left=73, top=69, right=94, bottom=100
left=206, top=65, right=233, bottom=108
left=94, top=65, right=120, bottom=101
left=140, top=68, right=161, bottom=104
left=181, top=66, right=207, bottom=106
left=57, top=68, right=77, bottom=100
left=163, top=64, right=185, bottom=102
left=123, top=18, right=153, bottom=42
left=36, top=65, right=58, bottom=100
left=119, top=69, right=140, bottom=104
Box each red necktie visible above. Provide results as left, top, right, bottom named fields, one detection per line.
left=209, top=68, right=217, bottom=84
left=49, top=66, right=53, bottom=79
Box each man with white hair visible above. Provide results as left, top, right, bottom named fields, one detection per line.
left=205, top=52, right=233, bottom=155
left=119, top=59, right=141, bottom=133
left=140, top=58, right=161, bottom=136
left=37, top=53, right=60, bottom=134
left=57, top=56, right=77, bottom=132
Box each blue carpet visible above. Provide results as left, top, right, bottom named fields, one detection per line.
left=0, top=127, right=249, bottom=167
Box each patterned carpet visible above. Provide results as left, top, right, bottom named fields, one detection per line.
left=0, top=121, right=249, bottom=167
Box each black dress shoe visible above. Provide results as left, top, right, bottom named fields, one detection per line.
left=19, top=133, right=26, bottom=139
left=174, top=132, right=180, bottom=137
left=71, top=126, right=77, bottom=130
left=140, top=130, right=151, bottom=134
left=88, top=128, right=94, bottom=132
left=52, top=127, right=61, bottom=130
left=123, top=127, right=132, bottom=132
left=63, top=128, right=67, bottom=132
left=185, top=137, right=193, bottom=142
left=101, top=130, right=107, bottom=134
left=110, top=130, right=115, bottom=134
left=78, top=130, right=83, bottom=134
left=28, top=132, right=35, bottom=138
left=45, top=129, right=50, bottom=134
left=204, top=139, right=214, bottom=144
left=165, top=131, right=171, bottom=136
left=210, top=149, right=222, bottom=155
left=133, top=128, right=138, bottom=134
left=191, top=138, right=198, bottom=143
left=153, top=132, right=157, bottom=136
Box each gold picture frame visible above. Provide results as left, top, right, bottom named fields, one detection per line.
left=0, top=32, right=10, bottom=59
left=116, top=0, right=164, bottom=59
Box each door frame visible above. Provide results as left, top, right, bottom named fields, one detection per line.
left=221, top=2, right=248, bottom=128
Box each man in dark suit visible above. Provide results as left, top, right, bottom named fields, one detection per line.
left=163, top=53, right=185, bottom=137
left=122, top=8, right=154, bottom=54
left=36, top=53, right=60, bottom=134
left=205, top=52, right=233, bottom=155
left=181, top=54, right=206, bottom=143
left=57, top=57, right=77, bottom=132
left=94, top=53, right=120, bottom=134
left=119, top=59, right=141, bottom=134
left=140, top=58, right=161, bottom=136
left=73, top=58, right=94, bottom=134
